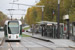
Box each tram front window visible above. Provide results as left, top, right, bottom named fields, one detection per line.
left=8, top=22, right=19, bottom=34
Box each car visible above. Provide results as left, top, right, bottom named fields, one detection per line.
left=26, top=29, right=32, bottom=32
left=22, top=29, right=25, bottom=32
left=0, top=27, right=4, bottom=31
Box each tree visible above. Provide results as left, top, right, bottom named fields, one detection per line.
left=24, top=0, right=75, bottom=26
left=0, top=11, right=8, bottom=26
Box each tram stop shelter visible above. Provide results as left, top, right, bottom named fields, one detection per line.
left=37, top=21, right=64, bottom=39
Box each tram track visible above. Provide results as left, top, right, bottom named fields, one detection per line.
left=8, top=42, right=13, bottom=50
left=8, top=42, right=29, bottom=50
left=3, top=38, right=75, bottom=50
left=11, top=41, right=29, bottom=50
left=7, top=41, right=75, bottom=50
left=19, top=42, right=29, bottom=50
left=26, top=38, right=75, bottom=50
left=22, top=38, right=54, bottom=50
left=0, top=38, right=4, bottom=46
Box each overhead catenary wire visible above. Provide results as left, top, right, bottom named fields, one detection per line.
left=9, top=3, right=45, bottom=7
left=8, top=0, right=45, bottom=20
left=7, top=9, right=26, bottom=11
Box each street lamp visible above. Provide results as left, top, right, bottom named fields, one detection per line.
left=63, top=15, right=70, bottom=39
left=57, top=0, right=60, bottom=38
left=41, top=7, right=44, bottom=36
left=42, top=7, right=44, bottom=21
left=58, top=0, right=60, bottom=4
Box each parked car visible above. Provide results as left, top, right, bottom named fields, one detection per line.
left=0, top=27, right=4, bottom=31
left=26, top=29, right=32, bottom=32
left=22, top=29, right=25, bottom=32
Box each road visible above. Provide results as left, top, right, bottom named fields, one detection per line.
left=0, top=37, right=74, bottom=50
left=0, top=31, right=75, bottom=50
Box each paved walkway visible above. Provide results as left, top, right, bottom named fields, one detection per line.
left=23, top=32, right=75, bottom=48
left=23, top=32, right=50, bottom=40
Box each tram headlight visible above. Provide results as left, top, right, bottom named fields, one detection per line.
left=9, top=36, right=11, bottom=38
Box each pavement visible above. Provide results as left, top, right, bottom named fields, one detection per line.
left=0, top=31, right=74, bottom=50
left=1, top=37, right=75, bottom=50
left=0, top=31, right=4, bottom=45
left=23, top=32, right=75, bottom=48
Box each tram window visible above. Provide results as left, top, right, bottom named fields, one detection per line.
left=8, top=22, right=19, bottom=34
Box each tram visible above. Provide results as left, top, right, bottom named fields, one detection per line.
left=4, top=20, right=22, bottom=41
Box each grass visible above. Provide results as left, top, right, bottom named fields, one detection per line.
left=22, top=34, right=30, bottom=37
left=24, top=27, right=30, bottom=30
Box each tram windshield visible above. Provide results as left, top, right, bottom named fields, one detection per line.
left=8, top=21, right=19, bottom=34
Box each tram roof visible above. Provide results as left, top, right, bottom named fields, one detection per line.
left=5, top=20, right=22, bottom=25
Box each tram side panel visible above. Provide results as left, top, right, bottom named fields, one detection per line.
left=20, top=25, right=22, bottom=35
left=4, top=25, right=7, bottom=37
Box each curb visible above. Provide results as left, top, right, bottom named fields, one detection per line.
left=31, top=36, right=54, bottom=43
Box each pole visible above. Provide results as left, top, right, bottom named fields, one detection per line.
left=41, top=7, right=44, bottom=36
left=57, top=0, right=60, bottom=38
left=42, top=7, right=44, bottom=21
left=11, top=16, right=12, bottom=20
left=67, top=19, right=70, bottom=39
left=32, top=24, right=34, bottom=36
left=63, top=15, right=70, bottom=39
left=41, top=26, right=43, bottom=36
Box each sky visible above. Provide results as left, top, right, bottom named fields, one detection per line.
left=0, top=0, right=40, bottom=19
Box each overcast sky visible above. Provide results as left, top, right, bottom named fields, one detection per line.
left=0, top=0, right=40, bottom=19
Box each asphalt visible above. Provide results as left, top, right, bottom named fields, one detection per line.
left=0, top=32, right=75, bottom=50
left=0, top=31, right=75, bottom=50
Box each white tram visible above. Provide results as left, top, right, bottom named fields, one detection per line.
left=4, top=20, right=22, bottom=41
